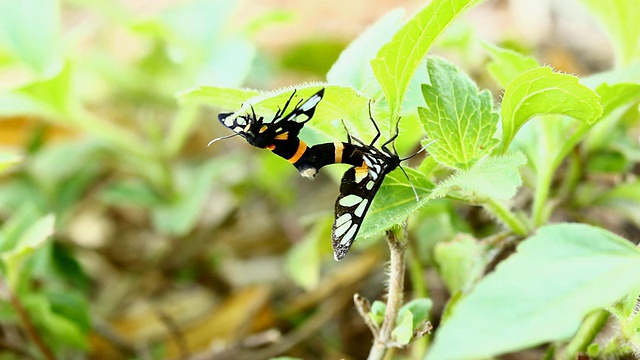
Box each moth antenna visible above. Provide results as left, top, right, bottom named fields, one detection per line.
left=399, top=165, right=420, bottom=202
left=207, top=132, right=240, bottom=147
left=400, top=139, right=438, bottom=161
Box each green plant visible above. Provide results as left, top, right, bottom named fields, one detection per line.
left=183, top=0, right=640, bottom=358
left=1, top=0, right=640, bottom=358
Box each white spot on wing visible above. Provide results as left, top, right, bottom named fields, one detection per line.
left=335, top=219, right=352, bottom=237
left=224, top=117, right=235, bottom=126
left=339, top=194, right=362, bottom=207
left=354, top=199, right=368, bottom=217
left=341, top=225, right=358, bottom=245
left=366, top=181, right=375, bottom=190
left=300, top=95, right=321, bottom=111
left=364, top=156, right=374, bottom=167
left=336, top=213, right=352, bottom=227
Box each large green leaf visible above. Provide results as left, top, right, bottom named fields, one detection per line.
left=429, top=152, right=527, bottom=201
left=426, top=223, right=640, bottom=360
left=419, top=57, right=499, bottom=169
left=0, top=0, right=61, bottom=75
left=371, top=0, right=482, bottom=122
left=498, top=67, right=603, bottom=154
left=356, top=167, right=433, bottom=242
left=579, top=0, right=640, bottom=67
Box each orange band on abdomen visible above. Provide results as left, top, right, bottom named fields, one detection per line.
left=287, top=140, right=308, bottom=164
left=334, top=142, right=344, bottom=163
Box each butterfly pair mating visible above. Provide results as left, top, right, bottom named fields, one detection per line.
left=209, top=89, right=427, bottom=260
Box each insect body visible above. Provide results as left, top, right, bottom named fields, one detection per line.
left=331, top=110, right=427, bottom=261
left=210, top=88, right=364, bottom=178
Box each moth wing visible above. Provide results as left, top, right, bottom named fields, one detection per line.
left=331, top=160, right=387, bottom=261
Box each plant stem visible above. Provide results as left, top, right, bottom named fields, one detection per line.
left=0, top=279, right=55, bottom=360
left=531, top=122, right=591, bottom=226
left=407, top=245, right=429, bottom=358
left=484, top=198, right=529, bottom=236
left=562, top=309, right=610, bottom=359
left=368, top=228, right=407, bottom=360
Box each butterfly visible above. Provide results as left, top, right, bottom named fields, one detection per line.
left=209, top=88, right=366, bottom=178
left=331, top=107, right=431, bottom=261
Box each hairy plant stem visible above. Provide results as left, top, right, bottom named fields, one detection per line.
left=367, top=228, right=407, bottom=360
left=484, top=198, right=529, bottom=236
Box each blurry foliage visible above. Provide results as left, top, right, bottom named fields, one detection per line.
left=0, top=0, right=639, bottom=359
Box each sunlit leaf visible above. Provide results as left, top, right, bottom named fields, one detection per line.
left=419, top=57, right=499, bottom=169
left=371, top=0, right=483, bottom=122
left=356, top=167, right=434, bottom=242
left=430, top=152, right=527, bottom=201
left=0, top=0, right=62, bottom=75
left=392, top=310, right=414, bottom=345
left=499, top=67, right=603, bottom=153
left=426, top=224, right=640, bottom=359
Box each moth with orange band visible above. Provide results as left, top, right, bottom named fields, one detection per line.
left=209, top=88, right=364, bottom=178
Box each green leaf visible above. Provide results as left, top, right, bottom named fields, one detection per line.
left=597, top=82, right=640, bottom=117
left=178, top=86, right=260, bottom=109
left=327, top=8, right=404, bottom=90
left=369, top=300, right=386, bottom=326
left=1, top=213, right=54, bottom=288
left=482, top=42, right=539, bottom=88
left=392, top=310, right=414, bottom=345
left=0, top=63, right=74, bottom=119
left=0, top=0, right=62, bottom=75
left=398, top=298, right=433, bottom=326
left=46, top=290, right=91, bottom=333
left=499, top=67, right=603, bottom=154
left=584, top=82, right=640, bottom=153
left=419, top=57, right=499, bottom=169
left=23, top=293, right=88, bottom=350
left=578, top=0, right=640, bottom=67
left=426, top=223, right=640, bottom=360
left=371, top=0, right=482, bottom=122
left=356, top=167, right=433, bottom=243
left=430, top=152, right=527, bottom=201
left=434, top=234, right=486, bottom=293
